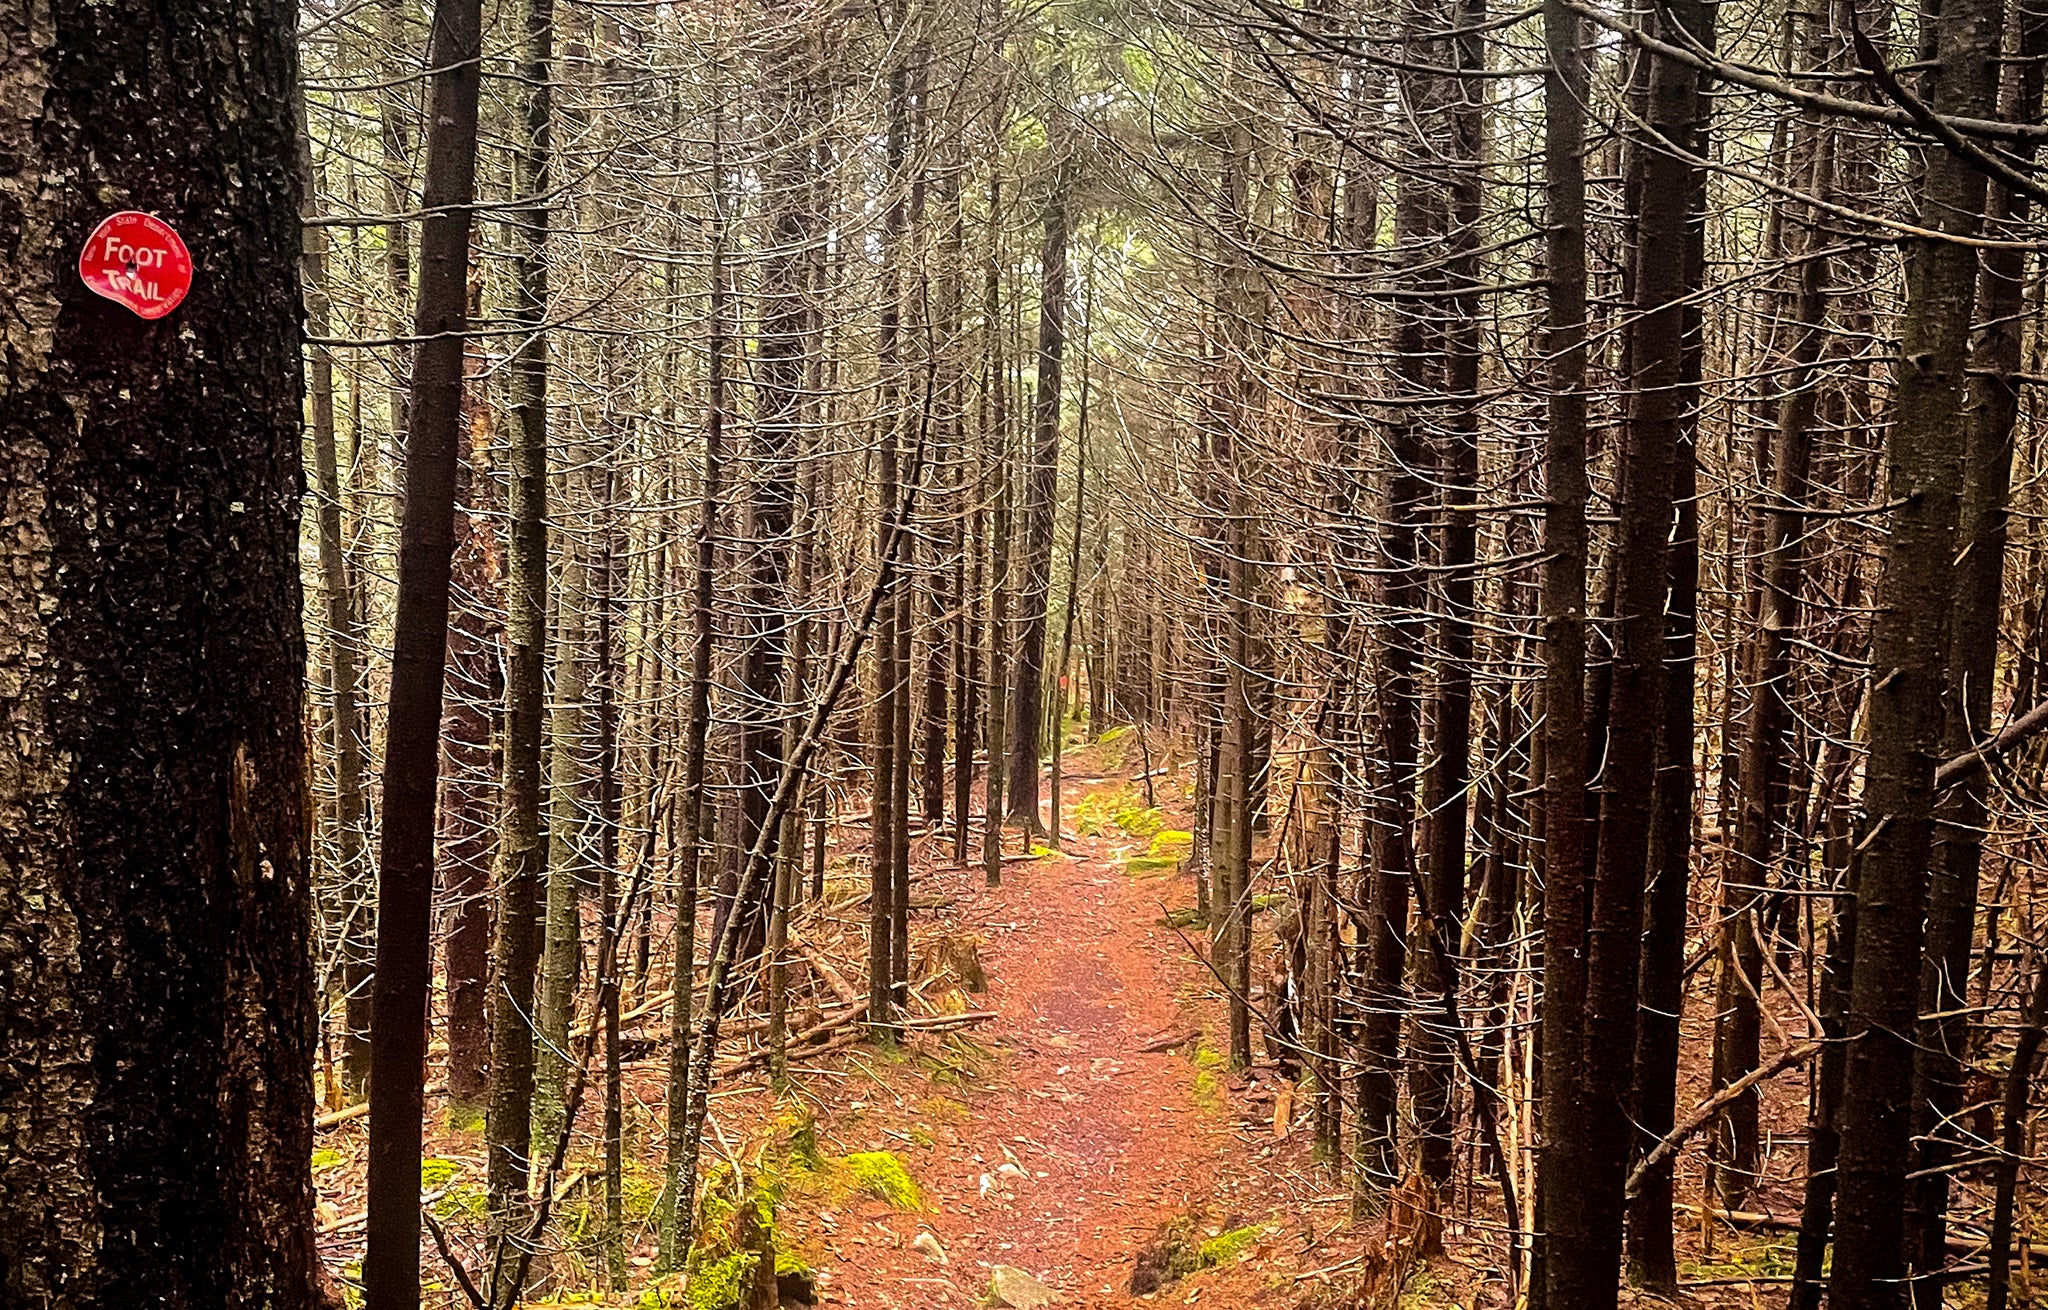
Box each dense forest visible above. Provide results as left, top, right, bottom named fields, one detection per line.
left=5, top=0, right=2048, bottom=1303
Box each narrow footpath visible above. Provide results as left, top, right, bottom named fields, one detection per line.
left=779, top=758, right=1339, bottom=1310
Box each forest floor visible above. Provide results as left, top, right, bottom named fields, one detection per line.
left=719, top=739, right=1397, bottom=1310
left=313, top=729, right=1829, bottom=1309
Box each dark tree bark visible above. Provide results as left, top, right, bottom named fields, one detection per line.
left=733, top=13, right=809, bottom=975
left=0, top=0, right=316, bottom=1302
left=1907, top=3, right=2043, bottom=1289
left=441, top=398, right=501, bottom=1110
left=658, top=111, right=727, bottom=1268
left=1413, top=0, right=1486, bottom=1198
left=870, top=25, right=912, bottom=1032
left=1359, top=381, right=1426, bottom=1191
left=1829, top=0, right=2002, bottom=1297
left=1790, top=856, right=1857, bottom=1310
left=485, top=0, right=551, bottom=1241
left=1627, top=24, right=1713, bottom=1284
left=1533, top=0, right=1591, bottom=1293
left=1006, top=82, right=1074, bottom=832
left=362, top=0, right=486, bottom=1297
left=301, top=109, right=374, bottom=1112
left=1986, top=954, right=2048, bottom=1310
left=1559, top=12, right=1700, bottom=1303
left=982, top=169, right=1014, bottom=892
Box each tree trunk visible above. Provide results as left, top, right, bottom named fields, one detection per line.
left=1006, top=84, right=1073, bottom=832
left=1557, top=12, right=1700, bottom=1304
left=485, top=0, right=551, bottom=1239
left=301, top=107, right=374, bottom=1113
left=658, top=112, right=727, bottom=1268
left=361, top=0, right=485, bottom=1297
left=1413, top=0, right=1486, bottom=1197
left=982, top=170, right=1014, bottom=891
left=1532, top=0, right=1590, bottom=1289
left=1626, top=22, right=1713, bottom=1283
left=1907, top=4, right=2043, bottom=1289
left=1829, top=0, right=2002, bottom=1297
left=441, top=385, right=501, bottom=1110
left=0, top=1, right=316, bottom=1301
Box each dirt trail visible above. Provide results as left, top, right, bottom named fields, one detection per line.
left=796, top=767, right=1310, bottom=1310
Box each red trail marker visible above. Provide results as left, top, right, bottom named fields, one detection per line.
left=78, top=211, right=192, bottom=320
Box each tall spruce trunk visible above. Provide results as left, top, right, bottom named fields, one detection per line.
left=1906, top=3, right=2042, bottom=1288
left=534, top=458, right=591, bottom=1161
left=0, top=0, right=316, bottom=1300
left=301, top=109, right=373, bottom=1118
left=1413, top=0, right=1486, bottom=1196
left=485, top=0, right=552, bottom=1238
left=442, top=401, right=501, bottom=1108
left=1715, top=162, right=1829, bottom=1214
left=1533, top=0, right=1591, bottom=1293
left=982, top=172, right=1014, bottom=891
left=1829, top=0, right=2002, bottom=1297
left=1557, top=12, right=1701, bottom=1305
left=1006, top=91, right=1073, bottom=831
left=361, top=0, right=485, bottom=1297
left=657, top=119, right=727, bottom=1267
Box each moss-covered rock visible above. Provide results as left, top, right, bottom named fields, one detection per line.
left=1129, top=1216, right=1263, bottom=1294
left=1198, top=1225, right=1260, bottom=1265
left=840, top=1150, right=923, bottom=1210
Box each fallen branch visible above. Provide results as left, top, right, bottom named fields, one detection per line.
left=1936, top=698, right=2048, bottom=787
left=1627, top=1039, right=1822, bottom=1197
left=316, top=1080, right=445, bottom=1131
left=1676, top=1203, right=2048, bottom=1265
left=798, top=940, right=861, bottom=1007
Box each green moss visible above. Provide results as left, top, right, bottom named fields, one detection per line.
left=1158, top=907, right=1206, bottom=930
left=784, top=1111, right=826, bottom=1170
left=1193, top=1044, right=1224, bottom=1071
left=684, top=1251, right=757, bottom=1310
left=1141, top=1217, right=1263, bottom=1289
left=774, top=1248, right=811, bottom=1278
left=1193, top=1070, right=1223, bottom=1112
left=1682, top=1235, right=1798, bottom=1282
left=420, top=1156, right=461, bottom=1191
left=622, top=1165, right=660, bottom=1223
left=841, top=1150, right=923, bottom=1210
left=1149, top=830, right=1193, bottom=855
left=443, top=1101, right=485, bottom=1134
left=311, top=1147, right=345, bottom=1173
left=1198, top=1226, right=1260, bottom=1265
left=432, top=1184, right=488, bottom=1220
left=1122, top=854, right=1179, bottom=877
left=637, top=1280, right=683, bottom=1309
left=1097, top=725, right=1134, bottom=745
left=1072, top=787, right=1163, bottom=841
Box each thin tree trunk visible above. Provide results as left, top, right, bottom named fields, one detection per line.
left=1413, top=0, right=1486, bottom=1197
left=1007, top=80, right=1073, bottom=832
left=362, top=0, right=486, bottom=1297
left=484, top=0, right=551, bottom=1242
left=1626, top=25, right=1714, bottom=1283
left=1986, top=952, right=2048, bottom=1310
left=982, top=170, right=1014, bottom=891
left=301, top=105, right=374, bottom=1114
left=657, top=110, right=727, bottom=1269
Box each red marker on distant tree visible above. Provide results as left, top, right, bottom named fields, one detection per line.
left=79, top=210, right=192, bottom=320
